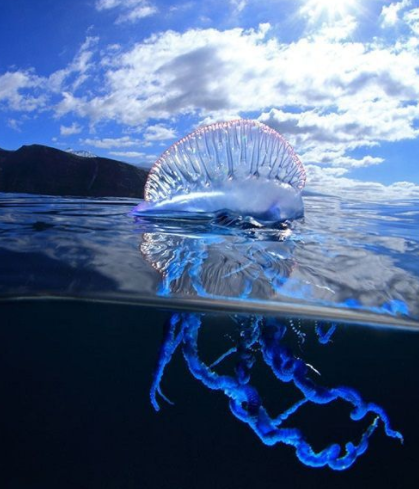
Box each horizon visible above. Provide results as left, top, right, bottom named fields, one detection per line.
left=1, top=0, right=419, bottom=200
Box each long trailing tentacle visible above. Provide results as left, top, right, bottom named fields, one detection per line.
left=151, top=312, right=402, bottom=470
left=260, top=318, right=403, bottom=442
left=150, top=313, right=186, bottom=411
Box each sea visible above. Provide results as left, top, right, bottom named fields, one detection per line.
left=0, top=192, right=418, bottom=488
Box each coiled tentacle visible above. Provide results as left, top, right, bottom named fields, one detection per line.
left=150, top=313, right=402, bottom=470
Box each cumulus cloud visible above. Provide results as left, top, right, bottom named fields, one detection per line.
left=95, top=0, right=157, bottom=24
left=230, top=0, right=248, bottom=13
left=305, top=164, right=419, bottom=201
left=109, top=150, right=157, bottom=165
left=60, top=123, right=83, bottom=136
left=54, top=23, right=419, bottom=131
left=45, top=22, right=419, bottom=186
left=0, top=70, right=45, bottom=111
left=258, top=104, right=418, bottom=168
left=144, top=124, right=177, bottom=142
left=7, top=119, right=22, bottom=131
left=95, top=0, right=125, bottom=8
left=198, top=111, right=242, bottom=126
left=380, top=0, right=411, bottom=27
left=404, top=7, right=419, bottom=34
left=313, top=16, right=358, bottom=41
left=2, top=18, right=419, bottom=197
left=55, top=92, right=86, bottom=118
left=258, top=106, right=416, bottom=147
left=109, top=150, right=146, bottom=158
left=81, top=136, right=141, bottom=148
left=117, top=4, right=157, bottom=23
left=49, top=37, right=99, bottom=93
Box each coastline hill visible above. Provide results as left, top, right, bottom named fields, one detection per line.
left=0, top=144, right=148, bottom=198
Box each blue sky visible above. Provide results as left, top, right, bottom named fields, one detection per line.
left=1, top=0, right=419, bottom=199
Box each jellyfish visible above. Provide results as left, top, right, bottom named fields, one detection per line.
left=132, top=128, right=403, bottom=469
left=137, top=223, right=403, bottom=471
left=150, top=312, right=403, bottom=471
left=132, top=120, right=306, bottom=224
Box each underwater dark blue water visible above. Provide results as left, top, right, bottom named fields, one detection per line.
left=1, top=192, right=419, bottom=488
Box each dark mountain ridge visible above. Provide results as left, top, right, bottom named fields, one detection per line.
left=0, top=144, right=149, bottom=198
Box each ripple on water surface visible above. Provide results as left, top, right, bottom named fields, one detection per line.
left=0, top=192, right=418, bottom=328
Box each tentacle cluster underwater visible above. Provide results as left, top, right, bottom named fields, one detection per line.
left=150, top=313, right=403, bottom=471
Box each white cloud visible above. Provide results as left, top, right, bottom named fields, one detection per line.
left=95, top=0, right=123, bottom=8
left=95, top=0, right=157, bottom=24
left=258, top=102, right=419, bottom=168
left=0, top=70, right=45, bottom=111
left=109, top=150, right=157, bottom=165
left=305, top=164, right=419, bottom=201
left=60, top=122, right=83, bottom=136
left=95, top=0, right=142, bottom=9
left=168, top=2, right=194, bottom=13
left=109, top=150, right=146, bottom=157
left=230, top=0, right=248, bottom=13
left=57, top=24, right=419, bottom=128
left=314, top=16, right=358, bottom=41
left=404, top=7, right=419, bottom=34
left=55, top=91, right=86, bottom=118
left=49, top=37, right=99, bottom=93
left=47, top=23, right=419, bottom=184
left=198, top=111, right=242, bottom=126
left=2, top=19, right=419, bottom=194
left=116, top=4, right=157, bottom=23
left=144, top=124, right=177, bottom=142
left=7, top=118, right=22, bottom=131
left=380, top=0, right=411, bottom=27
left=81, top=136, right=140, bottom=148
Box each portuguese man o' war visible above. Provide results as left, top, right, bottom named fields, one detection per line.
left=133, top=120, right=306, bottom=223
left=132, top=134, right=403, bottom=470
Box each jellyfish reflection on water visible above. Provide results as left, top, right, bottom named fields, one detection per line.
left=134, top=120, right=403, bottom=470
left=141, top=223, right=295, bottom=299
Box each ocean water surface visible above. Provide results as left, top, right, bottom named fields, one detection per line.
left=1, top=192, right=419, bottom=488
